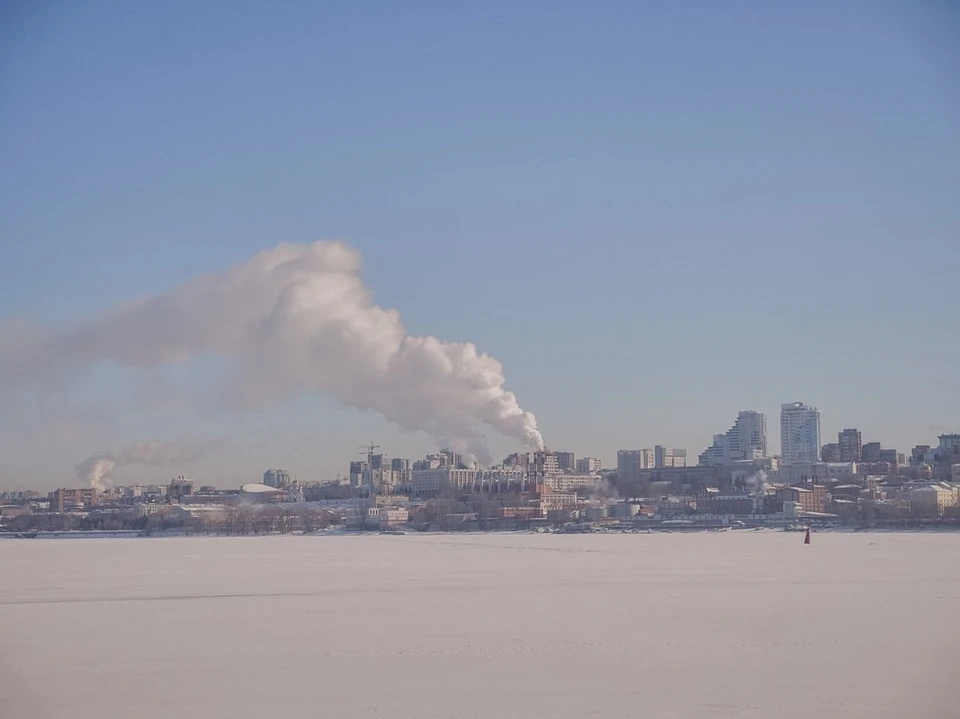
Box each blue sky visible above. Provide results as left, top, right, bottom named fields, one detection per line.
left=1, top=1, right=958, bottom=488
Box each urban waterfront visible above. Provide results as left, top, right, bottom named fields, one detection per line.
left=1, top=532, right=957, bottom=719
left=4, top=422, right=959, bottom=537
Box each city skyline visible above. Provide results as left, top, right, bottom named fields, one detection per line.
left=2, top=6, right=958, bottom=719
left=1, top=3, right=957, bottom=489
left=1, top=400, right=953, bottom=491
left=6, top=428, right=959, bottom=527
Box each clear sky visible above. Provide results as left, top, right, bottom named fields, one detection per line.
left=1, top=1, right=958, bottom=489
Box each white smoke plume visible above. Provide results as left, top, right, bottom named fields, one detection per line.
left=743, top=470, right=771, bottom=497
left=76, top=436, right=226, bottom=490
left=585, top=478, right=622, bottom=503
left=3, top=241, right=544, bottom=464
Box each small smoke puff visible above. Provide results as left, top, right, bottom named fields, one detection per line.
left=4, top=241, right=544, bottom=463
left=76, top=436, right=226, bottom=490
left=743, top=470, right=771, bottom=495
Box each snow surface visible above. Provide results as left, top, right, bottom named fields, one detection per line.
left=1, top=532, right=957, bottom=718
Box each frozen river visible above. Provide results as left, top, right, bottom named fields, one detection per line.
left=1, top=531, right=957, bottom=718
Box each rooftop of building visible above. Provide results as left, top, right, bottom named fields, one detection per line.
left=240, top=483, right=284, bottom=494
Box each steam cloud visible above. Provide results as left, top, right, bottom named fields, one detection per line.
left=744, top=470, right=771, bottom=497
left=3, top=241, right=544, bottom=465
left=76, top=436, right=226, bottom=490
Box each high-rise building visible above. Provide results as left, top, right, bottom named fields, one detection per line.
left=417, top=452, right=459, bottom=469
left=503, top=452, right=530, bottom=470
left=575, top=457, right=603, bottom=474
left=780, top=402, right=821, bottom=464
left=439, top=449, right=464, bottom=469
left=861, top=441, right=882, bottom=463
left=641, top=449, right=655, bottom=469
left=168, top=476, right=195, bottom=501
left=410, top=467, right=479, bottom=495
left=698, top=411, right=767, bottom=466
left=390, top=458, right=410, bottom=472
left=349, top=461, right=367, bottom=486
left=878, top=448, right=900, bottom=469
left=263, top=469, right=291, bottom=488
left=531, top=451, right=559, bottom=480
left=910, top=445, right=933, bottom=466
left=938, top=434, right=960, bottom=461
left=655, top=446, right=686, bottom=468
left=617, top=450, right=645, bottom=483
left=838, top=429, right=861, bottom=462
left=554, top=452, right=576, bottom=472
left=820, top=443, right=841, bottom=462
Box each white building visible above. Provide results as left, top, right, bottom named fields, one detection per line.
left=410, top=468, right=479, bottom=495
left=699, top=411, right=767, bottom=466
left=575, top=457, right=603, bottom=475
left=531, top=451, right=560, bottom=478
left=540, top=492, right=578, bottom=512
left=479, top=467, right=526, bottom=489
left=365, top=506, right=409, bottom=529
left=543, top=474, right=604, bottom=493
left=780, top=402, right=821, bottom=464
left=777, top=461, right=855, bottom=486
left=909, top=485, right=957, bottom=517
left=655, top=446, right=686, bottom=468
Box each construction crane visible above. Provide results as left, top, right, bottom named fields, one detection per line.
left=358, top=442, right=380, bottom=464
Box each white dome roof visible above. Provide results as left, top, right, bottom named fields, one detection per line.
left=240, top=483, right=280, bottom=494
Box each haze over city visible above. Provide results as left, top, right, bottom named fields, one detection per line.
left=1, top=2, right=958, bottom=491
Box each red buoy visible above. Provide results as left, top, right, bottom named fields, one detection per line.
left=804, top=528, right=811, bottom=544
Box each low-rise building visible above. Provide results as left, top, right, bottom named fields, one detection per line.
left=546, top=508, right=577, bottom=524
left=608, top=502, right=640, bottom=518
left=135, top=503, right=174, bottom=518
left=909, top=485, right=957, bottom=517
left=656, top=495, right=694, bottom=517
left=776, top=484, right=828, bottom=514
left=542, top=474, right=604, bottom=493
left=500, top=505, right=541, bottom=520
left=830, top=484, right=864, bottom=502
left=170, top=504, right=228, bottom=522
left=239, top=483, right=286, bottom=502
left=780, top=462, right=856, bottom=486
left=540, top=491, right=578, bottom=512
left=365, top=506, right=409, bottom=529
left=50, top=488, right=99, bottom=512
left=380, top=507, right=409, bottom=528
left=697, top=491, right=762, bottom=516
left=583, top=505, right=608, bottom=522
